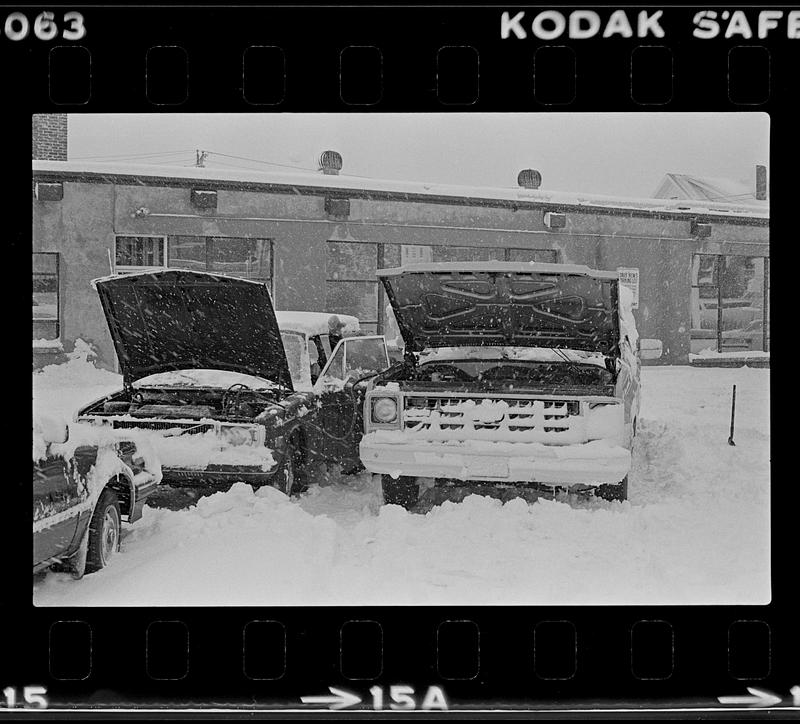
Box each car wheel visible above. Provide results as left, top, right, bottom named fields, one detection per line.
left=85, top=488, right=121, bottom=573
left=595, top=476, right=628, bottom=502
left=278, top=442, right=307, bottom=496
left=381, top=475, right=419, bottom=510
left=279, top=448, right=296, bottom=496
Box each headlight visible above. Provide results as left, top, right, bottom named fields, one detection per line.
left=220, top=426, right=257, bottom=446
left=371, top=397, right=399, bottom=424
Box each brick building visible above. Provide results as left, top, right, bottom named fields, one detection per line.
left=32, top=114, right=68, bottom=161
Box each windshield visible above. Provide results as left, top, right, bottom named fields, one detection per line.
left=135, top=369, right=278, bottom=390
left=413, top=359, right=614, bottom=387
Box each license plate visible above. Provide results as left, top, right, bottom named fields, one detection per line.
left=466, top=457, right=509, bottom=478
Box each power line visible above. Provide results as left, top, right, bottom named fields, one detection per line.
left=70, top=149, right=195, bottom=161
left=206, top=150, right=316, bottom=173
left=203, top=158, right=282, bottom=173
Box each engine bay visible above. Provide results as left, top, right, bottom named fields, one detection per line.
left=379, top=359, right=615, bottom=393
left=88, top=385, right=281, bottom=421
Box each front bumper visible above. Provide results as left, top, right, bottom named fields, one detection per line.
left=160, top=465, right=277, bottom=488
left=360, top=434, right=631, bottom=485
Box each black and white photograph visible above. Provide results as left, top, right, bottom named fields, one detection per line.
left=32, top=112, right=770, bottom=607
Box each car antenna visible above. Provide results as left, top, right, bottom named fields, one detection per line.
left=727, top=384, right=737, bottom=446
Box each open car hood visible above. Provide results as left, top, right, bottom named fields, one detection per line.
left=379, top=262, right=621, bottom=356
left=93, top=270, right=293, bottom=390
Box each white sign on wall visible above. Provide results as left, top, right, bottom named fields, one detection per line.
left=401, top=245, right=433, bottom=265
left=617, top=267, right=640, bottom=309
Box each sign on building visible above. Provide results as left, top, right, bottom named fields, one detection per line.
left=401, top=245, right=433, bottom=265
left=617, top=267, right=639, bottom=309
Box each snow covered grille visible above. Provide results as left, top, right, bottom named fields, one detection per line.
left=402, top=396, right=580, bottom=434
left=110, top=420, right=215, bottom=434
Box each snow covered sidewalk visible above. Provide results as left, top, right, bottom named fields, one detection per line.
left=32, top=356, right=770, bottom=606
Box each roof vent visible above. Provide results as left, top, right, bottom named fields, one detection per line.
left=319, top=150, right=343, bottom=175
left=517, top=169, right=542, bottom=189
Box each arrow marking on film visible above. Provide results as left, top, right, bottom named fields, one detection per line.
left=301, top=687, right=361, bottom=710
left=718, top=687, right=782, bottom=707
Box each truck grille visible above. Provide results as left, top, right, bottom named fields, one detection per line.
left=110, top=420, right=215, bottom=435
left=403, top=396, right=580, bottom=435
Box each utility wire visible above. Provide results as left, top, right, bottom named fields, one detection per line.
left=203, top=158, right=282, bottom=173
left=70, top=149, right=195, bottom=161
left=206, top=151, right=316, bottom=173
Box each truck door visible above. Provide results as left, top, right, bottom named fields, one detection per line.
left=314, top=336, right=390, bottom=468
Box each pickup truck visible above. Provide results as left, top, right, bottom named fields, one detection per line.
left=76, top=270, right=390, bottom=495
left=359, top=262, right=662, bottom=509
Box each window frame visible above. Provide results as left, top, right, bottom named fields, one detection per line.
left=166, top=235, right=274, bottom=296
left=32, top=251, right=60, bottom=340
left=691, top=253, right=769, bottom=353
left=114, top=235, right=168, bottom=274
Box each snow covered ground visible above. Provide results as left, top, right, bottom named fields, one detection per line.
left=32, top=353, right=770, bottom=606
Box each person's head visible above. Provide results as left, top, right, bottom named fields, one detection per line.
left=328, top=314, right=347, bottom=336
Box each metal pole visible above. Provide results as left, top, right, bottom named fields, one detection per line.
left=728, top=384, right=737, bottom=446
left=763, top=258, right=769, bottom=353
left=716, top=255, right=723, bottom=353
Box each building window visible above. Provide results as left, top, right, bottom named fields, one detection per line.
left=383, top=244, right=559, bottom=266
left=326, top=241, right=379, bottom=334
left=115, top=236, right=166, bottom=272
left=691, top=254, right=768, bottom=354
left=168, top=236, right=273, bottom=285
left=507, top=248, right=559, bottom=263
left=33, top=252, right=60, bottom=340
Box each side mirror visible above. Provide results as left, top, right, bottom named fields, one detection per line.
left=639, top=338, right=663, bottom=360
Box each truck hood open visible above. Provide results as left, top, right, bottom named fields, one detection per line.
left=93, top=269, right=293, bottom=390
left=378, top=262, right=621, bottom=355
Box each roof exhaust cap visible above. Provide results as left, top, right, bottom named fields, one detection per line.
left=319, top=150, right=343, bottom=175
left=518, top=169, right=542, bottom=189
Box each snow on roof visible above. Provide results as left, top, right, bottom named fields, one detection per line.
left=655, top=173, right=767, bottom=206
left=33, top=160, right=768, bottom=219
left=377, top=261, right=620, bottom=279
left=275, top=311, right=360, bottom=337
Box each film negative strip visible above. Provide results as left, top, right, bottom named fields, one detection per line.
left=7, top=2, right=797, bottom=717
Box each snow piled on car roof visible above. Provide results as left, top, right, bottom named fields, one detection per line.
left=276, top=311, right=360, bottom=337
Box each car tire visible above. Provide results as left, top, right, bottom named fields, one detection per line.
left=381, top=475, right=419, bottom=510
left=278, top=442, right=307, bottom=496
left=85, top=488, right=121, bottom=573
left=595, top=476, right=628, bottom=502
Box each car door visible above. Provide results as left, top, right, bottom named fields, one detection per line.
left=313, top=336, right=390, bottom=467
left=617, top=336, right=640, bottom=440
left=33, top=455, right=82, bottom=566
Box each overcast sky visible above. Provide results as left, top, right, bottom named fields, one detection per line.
left=67, top=113, right=769, bottom=198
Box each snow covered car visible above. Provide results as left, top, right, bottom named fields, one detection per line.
left=33, top=415, right=161, bottom=577
left=76, top=270, right=390, bottom=494
left=359, top=262, right=662, bottom=508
